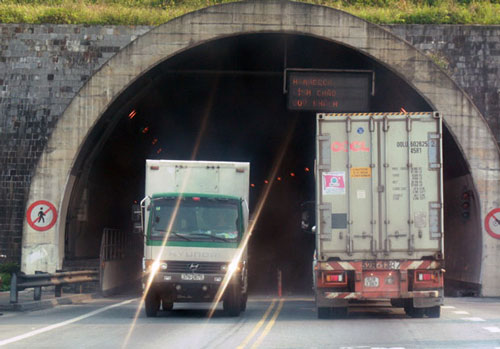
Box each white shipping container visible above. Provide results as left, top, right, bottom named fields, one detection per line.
left=316, top=112, right=443, bottom=261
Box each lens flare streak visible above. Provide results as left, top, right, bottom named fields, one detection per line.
left=121, top=79, right=217, bottom=348
left=122, top=78, right=294, bottom=347
left=207, top=118, right=297, bottom=319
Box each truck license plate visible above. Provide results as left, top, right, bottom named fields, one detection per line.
left=181, top=273, right=204, bottom=281
left=364, top=276, right=379, bottom=287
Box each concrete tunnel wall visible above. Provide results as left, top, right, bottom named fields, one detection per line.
left=18, top=1, right=500, bottom=295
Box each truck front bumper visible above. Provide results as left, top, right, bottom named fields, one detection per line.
left=144, top=271, right=239, bottom=302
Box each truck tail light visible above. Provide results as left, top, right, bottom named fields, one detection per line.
left=416, top=270, right=438, bottom=282
left=323, top=272, right=347, bottom=285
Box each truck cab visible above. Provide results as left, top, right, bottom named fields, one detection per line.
left=140, top=160, right=250, bottom=317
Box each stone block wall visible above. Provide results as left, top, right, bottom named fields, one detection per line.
left=0, top=25, right=152, bottom=262
left=386, top=24, right=500, bottom=142
left=0, top=22, right=499, bottom=263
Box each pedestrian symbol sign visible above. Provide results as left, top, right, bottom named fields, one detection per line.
left=485, top=208, right=500, bottom=239
left=26, top=200, right=58, bottom=231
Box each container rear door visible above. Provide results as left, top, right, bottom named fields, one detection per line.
left=316, top=115, right=379, bottom=258
left=381, top=113, right=443, bottom=256
left=316, top=112, right=443, bottom=260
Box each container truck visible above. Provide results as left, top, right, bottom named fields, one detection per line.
left=139, top=160, right=250, bottom=317
left=309, top=112, right=444, bottom=318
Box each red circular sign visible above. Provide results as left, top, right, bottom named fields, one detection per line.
left=485, top=208, right=500, bottom=239
left=26, top=200, right=58, bottom=232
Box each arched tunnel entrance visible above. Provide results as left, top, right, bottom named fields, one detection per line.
left=64, top=33, right=482, bottom=296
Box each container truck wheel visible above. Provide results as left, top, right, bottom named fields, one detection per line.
left=331, top=307, right=348, bottom=319
left=317, top=307, right=330, bottom=319
left=405, top=305, right=424, bottom=318
left=425, top=306, right=441, bottom=318
left=223, top=283, right=241, bottom=317
left=145, top=290, right=160, bottom=317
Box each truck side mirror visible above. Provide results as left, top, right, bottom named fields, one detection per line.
left=133, top=222, right=143, bottom=235
left=300, top=201, right=316, bottom=234
left=132, top=204, right=141, bottom=222
left=132, top=204, right=143, bottom=234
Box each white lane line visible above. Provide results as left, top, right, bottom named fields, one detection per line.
left=441, top=306, right=455, bottom=309
left=453, top=311, right=470, bottom=315
left=484, top=327, right=500, bottom=333
left=0, top=298, right=136, bottom=347
left=461, top=317, right=486, bottom=322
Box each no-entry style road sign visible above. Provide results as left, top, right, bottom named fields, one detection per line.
left=485, top=208, right=500, bottom=239
left=26, top=200, right=58, bottom=232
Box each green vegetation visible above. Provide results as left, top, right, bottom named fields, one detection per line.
left=0, top=262, right=19, bottom=292
left=0, top=0, right=498, bottom=25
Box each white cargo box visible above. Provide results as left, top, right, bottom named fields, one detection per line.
left=145, top=160, right=249, bottom=203
left=316, top=112, right=443, bottom=261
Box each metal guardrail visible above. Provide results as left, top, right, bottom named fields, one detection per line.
left=10, top=270, right=98, bottom=304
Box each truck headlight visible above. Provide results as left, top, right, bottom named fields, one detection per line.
left=145, top=260, right=162, bottom=273
left=221, top=261, right=242, bottom=273
left=228, top=261, right=242, bottom=273
left=160, top=263, right=168, bottom=271
left=151, top=260, right=160, bottom=272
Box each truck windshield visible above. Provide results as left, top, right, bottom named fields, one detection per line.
left=150, top=197, right=241, bottom=242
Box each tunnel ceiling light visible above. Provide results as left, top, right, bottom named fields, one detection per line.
left=152, top=138, right=158, bottom=145
left=157, top=148, right=162, bottom=154
left=128, top=110, right=137, bottom=119
left=142, top=127, right=149, bottom=134
left=251, top=183, right=255, bottom=187
left=264, top=180, right=269, bottom=184
left=277, top=177, right=282, bottom=181
left=290, top=172, right=295, bottom=177
left=305, top=167, right=310, bottom=172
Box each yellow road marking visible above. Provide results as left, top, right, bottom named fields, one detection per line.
left=236, top=299, right=277, bottom=349
left=250, top=299, right=285, bottom=349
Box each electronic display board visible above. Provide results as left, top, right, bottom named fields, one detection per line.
left=287, top=71, right=372, bottom=112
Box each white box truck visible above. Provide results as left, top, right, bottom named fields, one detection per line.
left=310, top=112, right=444, bottom=318
left=140, top=160, right=249, bottom=317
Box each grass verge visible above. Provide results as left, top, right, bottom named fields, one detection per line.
left=0, top=0, right=499, bottom=25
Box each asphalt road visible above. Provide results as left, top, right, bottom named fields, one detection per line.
left=1, top=295, right=500, bottom=348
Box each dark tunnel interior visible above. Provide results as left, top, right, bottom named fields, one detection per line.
left=65, top=33, right=481, bottom=295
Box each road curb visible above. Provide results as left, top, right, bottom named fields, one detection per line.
left=0, top=293, right=99, bottom=312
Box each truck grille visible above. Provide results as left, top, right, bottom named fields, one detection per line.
left=166, top=261, right=225, bottom=274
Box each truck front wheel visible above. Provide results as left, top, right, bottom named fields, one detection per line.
left=223, top=283, right=242, bottom=317
left=145, top=290, right=160, bottom=317
left=240, top=292, right=248, bottom=312
left=162, top=301, right=173, bottom=311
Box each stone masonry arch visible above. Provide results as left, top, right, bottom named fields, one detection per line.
left=22, top=0, right=500, bottom=296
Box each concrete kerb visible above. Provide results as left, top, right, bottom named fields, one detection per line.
left=0, top=289, right=100, bottom=312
